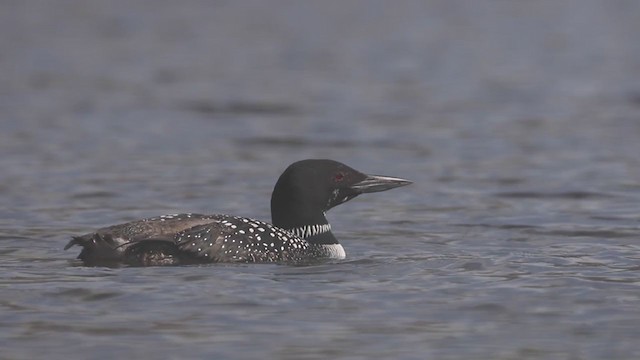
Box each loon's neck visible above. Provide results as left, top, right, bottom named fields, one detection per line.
left=289, top=224, right=345, bottom=259
left=273, top=205, right=338, bottom=244
left=288, top=224, right=337, bottom=245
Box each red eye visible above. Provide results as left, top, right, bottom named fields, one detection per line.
left=334, top=172, right=345, bottom=182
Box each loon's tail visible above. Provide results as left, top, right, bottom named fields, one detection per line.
left=65, top=234, right=188, bottom=266
left=64, top=235, right=90, bottom=250
left=64, top=233, right=123, bottom=266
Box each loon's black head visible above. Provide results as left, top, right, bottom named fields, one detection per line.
left=270, top=159, right=412, bottom=231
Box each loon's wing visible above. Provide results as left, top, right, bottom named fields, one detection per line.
left=65, top=213, right=223, bottom=266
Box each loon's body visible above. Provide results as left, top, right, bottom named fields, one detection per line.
left=65, top=159, right=411, bottom=266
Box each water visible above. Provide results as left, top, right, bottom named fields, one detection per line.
left=2, top=1, right=640, bottom=359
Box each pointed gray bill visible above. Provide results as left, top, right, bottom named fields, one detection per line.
left=350, top=174, right=413, bottom=193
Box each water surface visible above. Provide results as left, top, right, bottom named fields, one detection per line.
left=2, top=1, right=640, bottom=359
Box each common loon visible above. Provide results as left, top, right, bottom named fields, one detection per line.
left=65, top=159, right=412, bottom=266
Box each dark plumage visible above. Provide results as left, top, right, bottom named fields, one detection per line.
left=65, top=159, right=412, bottom=266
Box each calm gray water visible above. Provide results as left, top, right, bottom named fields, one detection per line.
left=2, top=1, right=640, bottom=359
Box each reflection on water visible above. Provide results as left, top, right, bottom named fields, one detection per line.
left=2, top=1, right=640, bottom=359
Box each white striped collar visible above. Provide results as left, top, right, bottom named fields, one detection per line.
left=290, top=223, right=332, bottom=239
